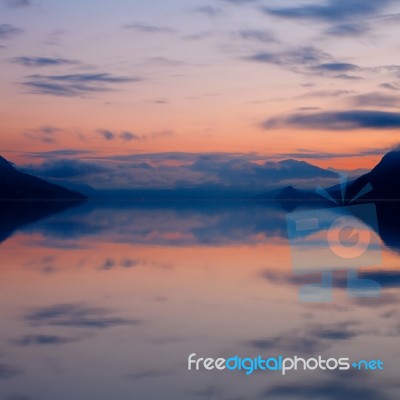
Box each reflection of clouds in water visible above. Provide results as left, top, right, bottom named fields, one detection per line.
left=260, top=372, right=392, bottom=400
left=191, top=385, right=224, bottom=399
left=125, top=368, right=177, bottom=380
left=22, top=254, right=171, bottom=275
left=262, top=269, right=400, bottom=297
left=5, top=396, right=32, bottom=400
left=98, top=257, right=172, bottom=272
left=24, top=255, right=58, bottom=273
left=356, top=271, right=400, bottom=288
left=351, top=293, right=400, bottom=308
left=0, top=362, right=22, bottom=380
left=98, top=258, right=139, bottom=271
left=0, top=203, right=399, bottom=400
left=24, top=237, right=89, bottom=250
left=6, top=201, right=400, bottom=254
left=25, top=303, right=142, bottom=329
left=12, top=334, right=77, bottom=347
left=18, top=202, right=288, bottom=247
left=377, top=309, right=400, bottom=337
left=245, top=321, right=361, bottom=354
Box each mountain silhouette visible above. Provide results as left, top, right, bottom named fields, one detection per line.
left=255, top=185, right=324, bottom=201
left=264, top=148, right=400, bottom=203
left=0, top=155, right=86, bottom=200
left=264, top=148, right=400, bottom=251
left=344, top=148, right=400, bottom=201
left=0, top=201, right=86, bottom=244
left=0, top=155, right=86, bottom=243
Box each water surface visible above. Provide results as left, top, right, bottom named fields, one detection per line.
left=0, top=201, right=399, bottom=400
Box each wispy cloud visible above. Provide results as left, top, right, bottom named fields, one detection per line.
left=4, top=0, right=31, bottom=8
left=23, top=126, right=64, bottom=143
left=262, top=0, right=393, bottom=22
left=245, top=46, right=365, bottom=80
left=97, top=129, right=141, bottom=142
left=192, top=6, right=224, bottom=18
left=298, top=89, right=355, bottom=99
left=97, top=128, right=170, bottom=142
left=313, top=62, right=359, bottom=72
left=325, top=22, right=371, bottom=37
left=183, top=30, right=216, bottom=41
left=222, top=0, right=257, bottom=5
left=350, top=92, right=400, bottom=108
left=124, top=22, right=176, bottom=34
left=23, top=72, right=141, bottom=97
left=261, top=0, right=395, bottom=38
left=381, top=82, right=400, bottom=91
left=97, top=129, right=115, bottom=141
left=23, top=158, right=108, bottom=178
left=25, top=149, right=93, bottom=158
left=276, top=147, right=387, bottom=160
left=0, top=23, right=24, bottom=39
left=10, top=56, right=79, bottom=67
left=120, top=131, right=141, bottom=142
left=245, top=46, right=330, bottom=68
left=238, top=29, right=277, bottom=43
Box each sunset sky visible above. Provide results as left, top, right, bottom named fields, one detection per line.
left=1, top=0, right=400, bottom=190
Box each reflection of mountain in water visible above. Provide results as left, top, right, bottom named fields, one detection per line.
left=374, top=202, right=400, bottom=252
left=0, top=201, right=86, bottom=244
left=0, top=154, right=87, bottom=244
left=0, top=199, right=398, bottom=255
left=1, top=150, right=400, bottom=250
left=13, top=200, right=288, bottom=246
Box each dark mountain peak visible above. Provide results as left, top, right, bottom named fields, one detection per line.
left=276, top=185, right=323, bottom=201
left=255, top=185, right=323, bottom=202
left=254, top=186, right=299, bottom=200
left=0, top=155, right=16, bottom=172
left=370, top=148, right=400, bottom=177
left=278, top=185, right=298, bottom=197
left=279, top=159, right=308, bottom=168
left=327, top=148, right=400, bottom=202
left=0, top=154, right=86, bottom=200
left=279, top=159, right=299, bottom=165
left=278, top=159, right=338, bottom=178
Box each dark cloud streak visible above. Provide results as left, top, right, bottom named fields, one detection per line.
left=10, top=56, right=78, bottom=67
left=23, top=72, right=141, bottom=97
left=262, top=0, right=394, bottom=23
left=263, top=110, right=400, bottom=130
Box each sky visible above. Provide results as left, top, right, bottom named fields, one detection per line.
left=1, top=0, right=400, bottom=191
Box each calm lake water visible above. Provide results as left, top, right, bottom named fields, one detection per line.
left=0, top=200, right=399, bottom=400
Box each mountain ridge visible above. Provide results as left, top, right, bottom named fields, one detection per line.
left=0, top=155, right=86, bottom=200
